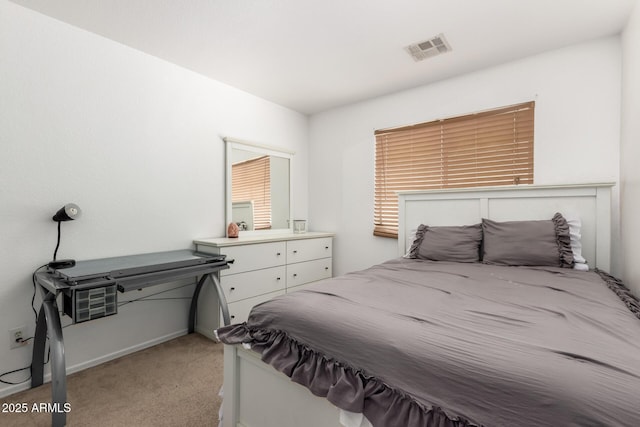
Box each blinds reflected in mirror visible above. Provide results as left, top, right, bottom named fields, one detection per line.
left=232, top=155, right=272, bottom=230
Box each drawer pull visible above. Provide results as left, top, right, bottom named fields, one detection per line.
left=325, top=267, right=329, bottom=270
left=293, top=273, right=298, bottom=277
left=276, top=252, right=281, bottom=256
left=230, top=287, right=236, bottom=291
left=325, top=246, right=329, bottom=249
left=231, top=315, right=235, bottom=319
left=293, top=250, right=298, bottom=254
left=276, top=277, right=281, bottom=281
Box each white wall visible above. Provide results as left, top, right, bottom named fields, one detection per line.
left=0, top=0, right=307, bottom=397
left=309, top=37, right=622, bottom=276
left=271, top=156, right=291, bottom=229
left=621, top=2, right=640, bottom=296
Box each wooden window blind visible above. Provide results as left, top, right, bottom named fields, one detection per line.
left=232, top=155, right=272, bottom=230
left=374, top=101, right=535, bottom=238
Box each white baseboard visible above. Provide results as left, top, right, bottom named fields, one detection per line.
left=0, top=329, right=195, bottom=399
left=0, top=381, right=30, bottom=399
left=195, top=325, right=219, bottom=341
left=67, top=329, right=190, bottom=375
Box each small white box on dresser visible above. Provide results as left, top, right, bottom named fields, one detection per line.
left=194, top=232, right=334, bottom=329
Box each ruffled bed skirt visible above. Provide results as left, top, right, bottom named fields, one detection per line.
left=595, top=269, right=640, bottom=320
left=216, top=324, right=477, bottom=427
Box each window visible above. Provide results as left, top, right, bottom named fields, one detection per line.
left=374, top=101, right=535, bottom=238
left=232, top=155, right=272, bottom=230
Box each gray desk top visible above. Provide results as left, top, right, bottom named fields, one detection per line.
left=52, top=249, right=225, bottom=282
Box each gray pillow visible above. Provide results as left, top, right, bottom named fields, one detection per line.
left=409, top=224, right=482, bottom=263
left=482, top=213, right=574, bottom=267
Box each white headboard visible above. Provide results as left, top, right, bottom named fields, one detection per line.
left=398, top=183, right=614, bottom=271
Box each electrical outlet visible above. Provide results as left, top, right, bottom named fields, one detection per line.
left=9, top=326, right=27, bottom=349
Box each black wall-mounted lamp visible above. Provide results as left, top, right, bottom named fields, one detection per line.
left=52, top=203, right=81, bottom=222
left=48, top=203, right=81, bottom=269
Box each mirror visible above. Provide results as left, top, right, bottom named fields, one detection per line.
left=225, top=138, right=293, bottom=235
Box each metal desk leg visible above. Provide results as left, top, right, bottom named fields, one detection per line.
left=212, top=274, right=231, bottom=327
left=31, top=289, right=67, bottom=427
left=188, top=275, right=207, bottom=333
left=188, top=273, right=231, bottom=333
left=31, top=303, right=48, bottom=388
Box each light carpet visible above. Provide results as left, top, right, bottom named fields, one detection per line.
left=0, top=333, right=222, bottom=426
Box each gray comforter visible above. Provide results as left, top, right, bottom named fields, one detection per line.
left=217, top=258, right=640, bottom=427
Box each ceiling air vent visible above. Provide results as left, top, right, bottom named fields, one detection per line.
left=405, top=33, right=452, bottom=61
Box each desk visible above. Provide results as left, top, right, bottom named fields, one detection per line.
left=31, top=249, right=233, bottom=427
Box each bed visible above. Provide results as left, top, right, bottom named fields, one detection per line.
left=215, top=183, right=640, bottom=427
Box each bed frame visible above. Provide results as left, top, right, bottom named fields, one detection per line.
left=220, top=183, right=615, bottom=427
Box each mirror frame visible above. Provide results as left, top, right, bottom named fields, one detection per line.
left=224, top=137, right=294, bottom=236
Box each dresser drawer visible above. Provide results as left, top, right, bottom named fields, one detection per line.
left=226, top=290, right=284, bottom=324
left=222, top=266, right=285, bottom=303
left=287, top=238, right=332, bottom=264
left=195, top=233, right=333, bottom=330
left=221, top=242, right=286, bottom=276
left=287, top=258, right=332, bottom=288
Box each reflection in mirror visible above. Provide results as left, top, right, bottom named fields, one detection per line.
left=225, top=138, right=293, bottom=234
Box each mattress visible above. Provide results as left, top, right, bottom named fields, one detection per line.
left=217, top=258, right=640, bottom=427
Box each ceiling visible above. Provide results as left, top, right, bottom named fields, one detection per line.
left=10, top=0, right=637, bottom=114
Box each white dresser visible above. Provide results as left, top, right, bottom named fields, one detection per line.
left=194, top=232, right=334, bottom=326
